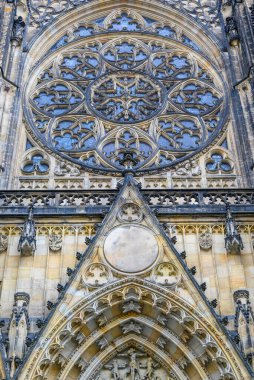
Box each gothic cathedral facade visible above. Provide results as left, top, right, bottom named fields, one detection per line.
left=0, top=0, right=254, bottom=379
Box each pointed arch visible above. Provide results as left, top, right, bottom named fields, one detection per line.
left=16, top=278, right=250, bottom=380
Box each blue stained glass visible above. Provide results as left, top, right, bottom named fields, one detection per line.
left=61, top=72, right=76, bottom=79
left=170, top=57, right=188, bottom=69
left=184, top=84, right=197, bottom=90
left=208, top=119, right=217, bottom=128
left=177, top=132, right=199, bottom=148
left=122, top=131, right=132, bottom=140
left=23, top=163, right=34, bottom=172
left=152, top=57, right=165, bottom=67
left=186, top=107, right=200, bottom=115
left=221, top=162, right=231, bottom=171
left=103, top=142, right=115, bottom=157
left=51, top=35, right=68, bottom=51
left=23, top=154, right=49, bottom=173
left=34, top=93, right=55, bottom=107
left=108, top=13, right=141, bottom=31
left=81, top=121, right=95, bottom=130
left=156, top=26, right=175, bottom=37
left=182, top=36, right=200, bottom=51
left=159, top=154, right=172, bottom=165
left=74, top=26, right=94, bottom=37
left=83, top=136, right=96, bottom=148
left=198, top=92, right=218, bottom=106
left=52, top=108, right=68, bottom=116
left=158, top=136, right=173, bottom=148
left=211, top=153, right=223, bottom=162
left=181, top=120, right=197, bottom=129
left=26, top=140, right=33, bottom=150
left=56, top=120, right=73, bottom=130
left=82, top=156, right=98, bottom=165
left=176, top=73, right=189, bottom=79
left=140, top=142, right=152, bottom=154
left=54, top=133, right=78, bottom=150
left=62, top=57, right=81, bottom=69
left=175, top=95, right=184, bottom=104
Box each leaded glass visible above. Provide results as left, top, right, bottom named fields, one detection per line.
left=25, top=11, right=227, bottom=174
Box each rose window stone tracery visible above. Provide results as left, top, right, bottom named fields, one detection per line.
left=25, top=11, right=227, bottom=174
left=89, top=72, right=164, bottom=123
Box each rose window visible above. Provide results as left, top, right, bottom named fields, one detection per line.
left=25, top=11, right=227, bottom=174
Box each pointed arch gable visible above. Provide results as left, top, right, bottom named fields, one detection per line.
left=16, top=278, right=251, bottom=380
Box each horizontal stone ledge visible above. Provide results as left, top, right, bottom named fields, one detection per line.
left=0, top=204, right=253, bottom=217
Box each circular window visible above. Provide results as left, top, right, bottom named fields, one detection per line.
left=25, top=13, right=227, bottom=174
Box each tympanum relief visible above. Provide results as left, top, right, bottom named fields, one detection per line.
left=92, top=347, right=173, bottom=380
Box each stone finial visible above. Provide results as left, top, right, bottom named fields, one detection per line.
left=233, top=289, right=254, bottom=369
left=18, top=206, right=36, bottom=256
left=233, top=289, right=249, bottom=304
left=8, top=292, right=30, bottom=377
left=224, top=204, right=243, bottom=254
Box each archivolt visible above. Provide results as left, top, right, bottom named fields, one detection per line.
left=16, top=278, right=248, bottom=380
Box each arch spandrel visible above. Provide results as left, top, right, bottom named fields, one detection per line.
left=14, top=177, right=251, bottom=380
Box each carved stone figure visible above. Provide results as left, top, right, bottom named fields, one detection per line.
left=49, top=234, right=62, bottom=252
left=99, top=347, right=170, bottom=380
left=234, top=290, right=254, bottom=369
left=54, top=161, right=81, bottom=176
left=199, top=232, right=212, bottom=250
left=225, top=204, right=243, bottom=254
left=0, top=234, right=8, bottom=252
left=8, top=293, right=30, bottom=377
left=173, top=160, right=201, bottom=177
left=11, top=16, right=26, bottom=43
left=18, top=207, right=36, bottom=256
left=121, top=320, right=142, bottom=335
left=122, top=300, right=141, bottom=314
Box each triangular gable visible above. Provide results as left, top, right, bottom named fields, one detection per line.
left=15, top=175, right=252, bottom=380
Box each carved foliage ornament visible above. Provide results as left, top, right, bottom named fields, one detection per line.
left=118, top=202, right=143, bottom=222
left=0, top=234, right=8, bottom=252
left=83, top=263, right=110, bottom=287
left=25, top=11, right=227, bottom=174
left=49, top=234, right=62, bottom=252
left=153, top=262, right=180, bottom=286
left=199, top=232, right=212, bottom=250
